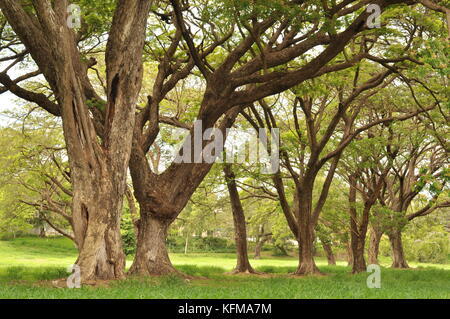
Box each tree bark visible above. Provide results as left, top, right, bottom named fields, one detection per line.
left=294, top=185, right=321, bottom=275
left=322, top=241, right=336, bottom=266
left=295, top=228, right=320, bottom=275
left=388, top=230, right=409, bottom=268
left=224, top=164, right=257, bottom=274
left=350, top=236, right=366, bottom=273
left=128, top=214, right=179, bottom=276
left=368, top=227, right=383, bottom=265
left=72, top=178, right=127, bottom=281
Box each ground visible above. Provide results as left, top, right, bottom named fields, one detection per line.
left=0, top=237, right=449, bottom=299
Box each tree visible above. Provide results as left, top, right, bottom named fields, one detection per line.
left=378, top=121, right=449, bottom=268
left=223, top=164, right=258, bottom=274
left=0, top=111, right=74, bottom=239
left=128, top=0, right=420, bottom=276
left=342, top=149, right=388, bottom=273
left=0, top=1, right=153, bottom=281
left=243, top=57, right=431, bottom=274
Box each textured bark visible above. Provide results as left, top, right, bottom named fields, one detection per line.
left=254, top=240, right=264, bottom=259
left=322, top=241, right=336, bottom=266
left=368, top=228, right=383, bottom=265
left=294, top=191, right=321, bottom=275
left=351, top=237, right=366, bottom=273
left=295, top=231, right=320, bottom=275
left=295, top=182, right=320, bottom=275
left=128, top=214, right=179, bottom=276
left=388, top=230, right=409, bottom=269
left=223, top=164, right=257, bottom=274
left=72, top=177, right=126, bottom=280
left=348, top=177, right=366, bottom=273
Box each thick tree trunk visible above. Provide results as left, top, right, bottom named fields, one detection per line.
left=294, top=186, right=320, bottom=275
left=224, top=164, right=257, bottom=274
left=72, top=175, right=126, bottom=281
left=0, top=1, right=153, bottom=283
left=128, top=214, right=179, bottom=276
left=127, top=102, right=241, bottom=276
left=388, top=230, right=409, bottom=268
left=322, top=241, right=336, bottom=266
left=295, top=234, right=320, bottom=275
left=295, top=220, right=320, bottom=275
left=368, top=228, right=383, bottom=265
left=349, top=215, right=367, bottom=273
left=351, top=237, right=366, bottom=273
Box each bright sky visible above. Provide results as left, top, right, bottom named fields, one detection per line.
left=0, top=60, right=34, bottom=128
left=0, top=92, right=17, bottom=127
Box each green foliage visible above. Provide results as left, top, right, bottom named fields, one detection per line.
left=379, top=214, right=450, bottom=264
left=120, top=213, right=136, bottom=256
left=167, top=235, right=235, bottom=253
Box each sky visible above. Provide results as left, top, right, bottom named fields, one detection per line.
left=0, top=91, right=17, bottom=127
left=0, top=60, right=37, bottom=128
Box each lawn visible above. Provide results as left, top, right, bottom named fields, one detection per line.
left=0, top=237, right=449, bottom=299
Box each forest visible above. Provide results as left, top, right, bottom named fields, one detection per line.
left=0, top=0, right=449, bottom=301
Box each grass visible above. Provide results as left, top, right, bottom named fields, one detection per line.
left=0, top=237, right=449, bottom=299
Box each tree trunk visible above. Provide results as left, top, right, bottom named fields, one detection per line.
left=322, top=241, right=336, bottom=266
left=351, top=237, right=366, bottom=273
left=388, top=230, right=409, bottom=268
left=294, top=186, right=320, bottom=275
left=295, top=232, right=320, bottom=275
left=128, top=105, right=241, bottom=276
left=349, top=216, right=367, bottom=273
left=368, top=228, right=383, bottom=265
left=72, top=176, right=126, bottom=281
left=128, top=214, right=179, bottom=276
left=224, top=164, right=257, bottom=274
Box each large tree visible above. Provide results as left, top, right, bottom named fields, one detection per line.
left=0, top=0, right=152, bottom=281
left=128, top=0, right=421, bottom=276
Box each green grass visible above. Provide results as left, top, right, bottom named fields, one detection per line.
left=0, top=237, right=449, bottom=299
